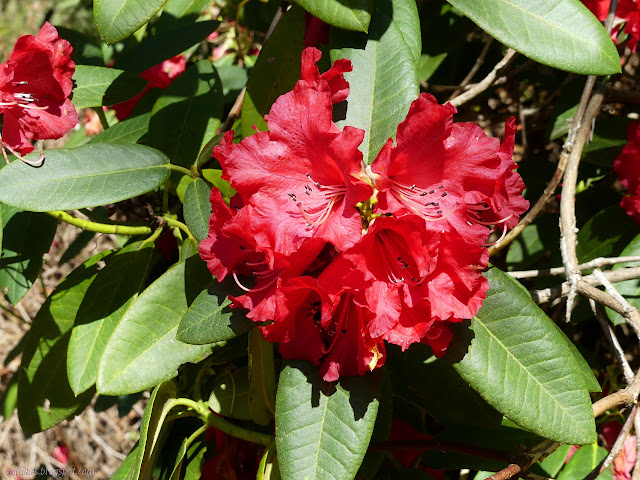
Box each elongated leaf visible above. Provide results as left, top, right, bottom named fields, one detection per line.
left=249, top=330, right=276, bottom=426
left=536, top=445, right=572, bottom=479
left=67, top=242, right=154, bottom=395
left=88, top=113, right=151, bottom=145
left=557, top=444, right=612, bottom=480
left=606, top=234, right=640, bottom=325
left=17, top=251, right=113, bottom=434
left=176, top=281, right=253, bottom=345
left=241, top=6, right=306, bottom=137
left=183, top=178, right=211, bottom=242
left=209, top=366, right=252, bottom=420
left=0, top=205, right=58, bottom=305
left=94, top=0, right=168, bottom=44
left=129, top=381, right=177, bottom=480
left=447, top=0, right=620, bottom=75
left=451, top=268, right=596, bottom=445
left=147, top=61, right=223, bottom=168
left=576, top=206, right=636, bottom=263
left=73, top=66, right=149, bottom=108
left=330, top=0, right=420, bottom=163
left=96, top=256, right=214, bottom=395
left=292, top=0, right=372, bottom=32
left=111, top=444, right=139, bottom=480
left=276, top=361, right=380, bottom=480
left=0, top=144, right=170, bottom=212
left=115, top=20, right=219, bottom=74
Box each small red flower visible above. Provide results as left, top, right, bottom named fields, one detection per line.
left=0, top=22, right=77, bottom=156
left=111, top=55, right=187, bottom=120
left=614, top=121, right=640, bottom=224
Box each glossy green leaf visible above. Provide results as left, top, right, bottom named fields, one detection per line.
left=147, top=61, right=223, bottom=168
left=241, top=6, right=306, bottom=137
left=167, top=428, right=206, bottom=480
left=67, top=242, right=154, bottom=396
left=506, top=224, right=544, bottom=269
left=202, top=169, right=236, bottom=199
left=292, top=0, right=372, bottom=32
left=606, top=234, right=640, bottom=325
left=249, top=330, right=276, bottom=426
left=209, top=366, right=252, bottom=420
left=536, top=445, right=572, bottom=478
left=389, top=344, right=502, bottom=429
left=88, top=113, right=151, bottom=145
left=96, top=255, right=214, bottom=395
left=111, top=444, right=139, bottom=480
left=276, top=361, right=380, bottom=480
left=451, top=268, right=596, bottom=445
left=183, top=178, right=212, bottom=242
left=180, top=237, right=200, bottom=262
left=55, top=27, right=104, bottom=66
left=129, top=381, right=177, bottom=480
left=94, top=0, right=168, bottom=44
left=446, top=0, right=620, bottom=75
left=72, top=66, right=149, bottom=108
left=0, top=144, right=170, bottom=212
left=196, top=133, right=224, bottom=168
left=114, top=20, right=219, bottom=74
left=176, top=281, right=253, bottom=345
left=558, top=331, right=601, bottom=392
left=576, top=206, right=637, bottom=263
left=17, top=251, right=112, bottom=434
left=330, top=0, right=420, bottom=163
left=156, top=0, right=212, bottom=32
left=557, top=444, right=612, bottom=480
left=0, top=205, right=58, bottom=305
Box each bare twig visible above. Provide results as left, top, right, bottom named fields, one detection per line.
left=509, top=256, right=640, bottom=279
left=590, top=298, right=634, bottom=382
left=448, top=38, right=494, bottom=100
left=449, top=48, right=518, bottom=108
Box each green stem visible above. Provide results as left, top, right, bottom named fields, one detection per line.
left=185, top=424, right=208, bottom=449
left=162, top=216, right=195, bottom=241
left=202, top=410, right=273, bottom=446
left=164, top=399, right=273, bottom=446
left=47, top=211, right=152, bottom=236
left=140, top=227, right=163, bottom=249
left=94, top=107, right=110, bottom=130
left=167, top=164, right=196, bottom=177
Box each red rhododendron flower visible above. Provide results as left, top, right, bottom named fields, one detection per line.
left=112, top=55, right=187, bottom=120
left=582, top=0, right=640, bottom=51
left=0, top=22, right=77, bottom=156
left=614, top=121, right=640, bottom=224
left=200, top=47, right=528, bottom=381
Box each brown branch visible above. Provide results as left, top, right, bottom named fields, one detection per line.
left=485, top=464, right=522, bottom=480
left=449, top=48, right=518, bottom=108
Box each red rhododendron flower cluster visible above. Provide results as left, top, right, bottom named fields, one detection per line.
left=200, top=47, right=528, bottom=381
left=0, top=22, right=77, bottom=156
left=614, top=121, right=640, bottom=224
left=112, top=55, right=187, bottom=120
left=582, top=0, right=640, bottom=51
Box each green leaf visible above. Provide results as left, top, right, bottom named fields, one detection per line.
left=96, top=255, right=214, bottom=395
left=576, top=206, right=637, bottom=263
left=176, top=281, right=254, bottom=345
left=88, top=113, right=151, bottom=145
left=606, top=234, right=640, bottom=325
left=209, top=366, right=252, bottom=420
left=446, top=0, right=620, bottom=75
left=276, top=361, right=380, bottom=480
left=156, top=0, right=213, bottom=31
left=451, top=268, right=596, bottom=445
left=330, top=0, right=420, bottom=163
left=559, top=332, right=601, bottom=392
left=0, top=144, right=170, bottom=212
left=129, top=381, right=177, bottom=480
left=0, top=205, right=58, bottom=305
left=17, top=251, right=112, bottom=434
left=167, top=427, right=206, bottom=480
left=241, top=6, right=306, bottom=138
left=202, top=169, right=236, bottom=199
left=114, top=20, right=219, bottom=74
left=67, top=242, right=154, bottom=396
left=196, top=133, right=224, bottom=168
left=55, top=27, right=104, bottom=66
left=94, top=0, right=168, bottom=44
left=506, top=224, right=544, bottom=269
left=292, top=0, right=372, bottom=32
left=183, top=178, right=212, bottom=242
left=111, top=444, right=139, bottom=480
left=557, top=444, right=612, bottom=480
left=72, top=66, right=149, bottom=108
left=536, top=445, right=572, bottom=478
left=249, top=330, right=276, bottom=426
left=147, top=61, right=224, bottom=168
